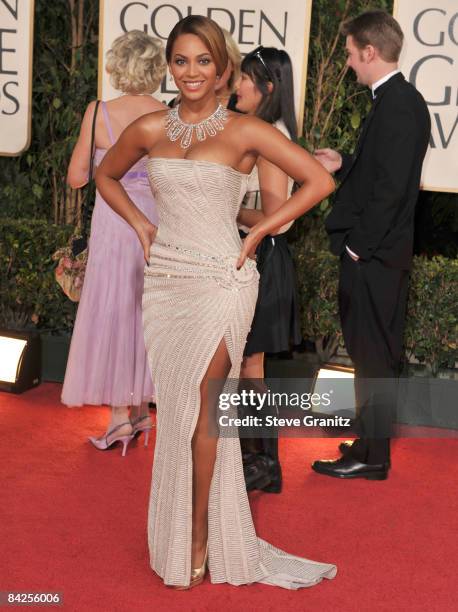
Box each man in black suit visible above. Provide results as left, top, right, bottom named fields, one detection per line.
left=311, top=11, right=431, bottom=480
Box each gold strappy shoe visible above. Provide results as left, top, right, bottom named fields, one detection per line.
left=172, top=544, right=208, bottom=590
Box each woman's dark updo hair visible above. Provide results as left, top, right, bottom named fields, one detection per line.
left=241, top=47, right=297, bottom=142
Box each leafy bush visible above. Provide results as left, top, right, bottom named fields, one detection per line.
left=292, top=243, right=458, bottom=375
left=405, top=257, right=458, bottom=374
left=292, top=241, right=341, bottom=363
left=1, top=218, right=456, bottom=373
left=0, top=218, right=76, bottom=332
left=0, top=0, right=98, bottom=224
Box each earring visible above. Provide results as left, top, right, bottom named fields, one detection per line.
left=216, top=75, right=221, bottom=80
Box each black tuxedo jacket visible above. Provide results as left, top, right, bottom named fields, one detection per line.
left=325, top=73, right=431, bottom=269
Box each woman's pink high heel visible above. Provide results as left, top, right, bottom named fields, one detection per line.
left=131, top=415, right=154, bottom=447
left=88, top=422, right=134, bottom=457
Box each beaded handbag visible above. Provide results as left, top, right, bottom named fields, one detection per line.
left=53, top=100, right=100, bottom=302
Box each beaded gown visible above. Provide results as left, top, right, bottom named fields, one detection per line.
left=143, top=157, right=337, bottom=589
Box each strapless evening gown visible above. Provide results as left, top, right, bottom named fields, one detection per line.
left=143, top=157, right=336, bottom=589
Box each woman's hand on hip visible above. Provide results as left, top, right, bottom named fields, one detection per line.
left=135, top=219, right=158, bottom=264
left=237, top=224, right=265, bottom=270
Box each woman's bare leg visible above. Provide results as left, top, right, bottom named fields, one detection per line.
left=129, top=402, right=151, bottom=422
left=108, top=405, right=132, bottom=434
left=191, top=338, right=231, bottom=569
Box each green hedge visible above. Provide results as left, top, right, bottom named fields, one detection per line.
left=406, top=257, right=458, bottom=374
left=293, top=243, right=458, bottom=375
left=1, top=219, right=456, bottom=375
left=0, top=218, right=77, bottom=332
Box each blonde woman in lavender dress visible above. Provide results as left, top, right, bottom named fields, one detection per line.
left=62, top=31, right=166, bottom=455
left=96, top=16, right=337, bottom=590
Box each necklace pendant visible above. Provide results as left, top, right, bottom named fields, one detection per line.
left=196, top=123, right=205, bottom=142
left=211, top=116, right=224, bottom=131
left=167, top=120, right=185, bottom=142
left=165, top=104, right=228, bottom=149
left=204, top=120, right=217, bottom=138
left=180, top=126, right=193, bottom=149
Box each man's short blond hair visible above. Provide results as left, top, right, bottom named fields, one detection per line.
left=106, top=30, right=166, bottom=94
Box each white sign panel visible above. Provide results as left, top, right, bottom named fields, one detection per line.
left=394, top=0, right=458, bottom=193
left=98, top=0, right=312, bottom=130
left=0, top=0, right=34, bottom=156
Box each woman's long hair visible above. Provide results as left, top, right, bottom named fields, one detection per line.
left=241, top=47, right=297, bottom=142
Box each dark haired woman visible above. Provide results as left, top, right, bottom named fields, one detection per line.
left=96, top=15, right=336, bottom=590
left=236, top=47, right=302, bottom=493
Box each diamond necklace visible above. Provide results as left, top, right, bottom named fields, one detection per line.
left=165, top=104, right=228, bottom=149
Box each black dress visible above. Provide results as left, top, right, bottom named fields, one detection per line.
left=238, top=124, right=302, bottom=493
left=242, top=231, right=302, bottom=356
left=239, top=126, right=302, bottom=356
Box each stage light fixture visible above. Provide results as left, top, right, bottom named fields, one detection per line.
left=311, top=363, right=355, bottom=418
left=0, top=330, right=41, bottom=393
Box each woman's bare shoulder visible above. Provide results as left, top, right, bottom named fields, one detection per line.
left=130, top=108, right=169, bottom=133
left=227, top=112, right=280, bottom=135
left=226, top=113, right=288, bottom=152
left=227, top=112, right=262, bottom=127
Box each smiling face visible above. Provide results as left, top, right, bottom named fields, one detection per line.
left=169, top=33, right=219, bottom=101
left=345, top=35, right=372, bottom=85
left=235, top=72, right=263, bottom=115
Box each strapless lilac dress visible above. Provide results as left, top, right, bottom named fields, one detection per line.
left=62, top=102, right=156, bottom=407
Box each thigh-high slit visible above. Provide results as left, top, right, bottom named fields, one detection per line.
left=143, top=157, right=337, bottom=589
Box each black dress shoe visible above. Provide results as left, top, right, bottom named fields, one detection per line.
left=311, top=456, right=388, bottom=480
left=338, top=440, right=391, bottom=468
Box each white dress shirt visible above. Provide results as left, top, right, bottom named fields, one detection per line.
left=371, top=70, right=400, bottom=99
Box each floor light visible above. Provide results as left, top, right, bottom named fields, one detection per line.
left=0, top=330, right=41, bottom=393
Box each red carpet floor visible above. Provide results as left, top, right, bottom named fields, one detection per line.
left=1, top=383, right=457, bottom=612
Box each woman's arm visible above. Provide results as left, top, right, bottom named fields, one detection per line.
left=237, top=156, right=290, bottom=232
left=95, top=113, right=164, bottom=261
left=236, top=208, right=264, bottom=228
left=257, top=157, right=292, bottom=235
left=67, top=101, right=98, bottom=189
left=237, top=117, right=335, bottom=267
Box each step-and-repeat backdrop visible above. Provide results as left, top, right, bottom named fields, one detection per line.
left=98, top=0, right=313, bottom=132
left=0, top=0, right=34, bottom=156
left=394, top=0, right=458, bottom=192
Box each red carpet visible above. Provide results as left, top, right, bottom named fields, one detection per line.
left=1, top=383, right=457, bottom=611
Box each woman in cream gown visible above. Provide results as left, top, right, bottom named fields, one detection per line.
left=96, top=16, right=337, bottom=590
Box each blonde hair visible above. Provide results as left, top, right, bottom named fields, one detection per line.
left=106, top=30, right=166, bottom=94
left=222, top=28, right=241, bottom=92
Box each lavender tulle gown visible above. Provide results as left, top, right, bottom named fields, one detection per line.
left=61, top=102, right=156, bottom=407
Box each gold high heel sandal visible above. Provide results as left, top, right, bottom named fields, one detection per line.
left=172, top=544, right=208, bottom=590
